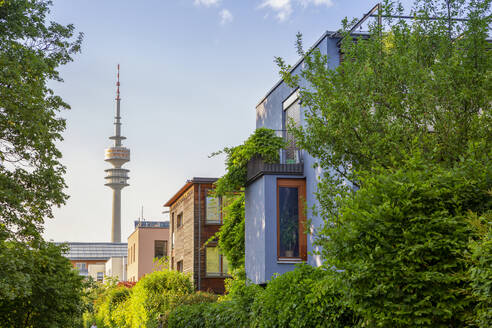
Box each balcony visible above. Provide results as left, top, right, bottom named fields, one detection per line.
left=246, top=148, right=304, bottom=185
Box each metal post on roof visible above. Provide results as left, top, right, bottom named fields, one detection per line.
left=336, top=3, right=382, bottom=46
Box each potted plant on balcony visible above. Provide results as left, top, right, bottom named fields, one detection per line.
left=280, top=215, right=298, bottom=258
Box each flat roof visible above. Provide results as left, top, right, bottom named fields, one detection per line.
left=164, top=177, right=217, bottom=207
left=134, top=220, right=170, bottom=229
left=56, top=242, right=127, bottom=260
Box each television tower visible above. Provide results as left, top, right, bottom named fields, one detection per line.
left=104, top=64, right=130, bottom=243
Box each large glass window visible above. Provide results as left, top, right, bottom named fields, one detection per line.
left=206, top=246, right=229, bottom=276
left=154, top=240, right=167, bottom=259
left=283, top=98, right=301, bottom=164
left=206, top=195, right=221, bottom=223
left=277, top=179, right=307, bottom=260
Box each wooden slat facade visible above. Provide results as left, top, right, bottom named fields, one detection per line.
left=168, top=179, right=227, bottom=294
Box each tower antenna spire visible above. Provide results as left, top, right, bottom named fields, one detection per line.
left=116, top=64, right=120, bottom=101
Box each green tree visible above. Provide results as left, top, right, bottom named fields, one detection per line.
left=210, top=128, right=285, bottom=270
left=319, top=152, right=491, bottom=327
left=277, top=0, right=491, bottom=217
left=0, top=0, right=83, bottom=241
left=0, top=241, right=86, bottom=328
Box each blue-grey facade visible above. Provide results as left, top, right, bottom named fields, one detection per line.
left=245, top=32, right=342, bottom=285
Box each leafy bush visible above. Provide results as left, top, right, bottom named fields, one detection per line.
left=160, top=291, right=218, bottom=326
left=167, top=270, right=262, bottom=328
left=213, top=128, right=285, bottom=196
left=127, top=269, right=194, bottom=328
left=319, top=153, right=492, bottom=327
left=96, top=286, right=130, bottom=328
left=252, top=264, right=357, bottom=328
left=468, top=210, right=492, bottom=327
left=167, top=302, right=210, bottom=328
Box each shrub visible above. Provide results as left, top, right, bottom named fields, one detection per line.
left=469, top=210, right=492, bottom=327
left=167, top=302, right=210, bottom=328
left=101, top=286, right=130, bottom=328
left=127, top=269, right=194, bottom=328
left=167, top=270, right=262, bottom=328
left=319, top=153, right=492, bottom=327
left=252, top=264, right=357, bottom=328
left=160, top=291, right=218, bottom=326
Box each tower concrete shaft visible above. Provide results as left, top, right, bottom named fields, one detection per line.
left=105, top=64, right=130, bottom=243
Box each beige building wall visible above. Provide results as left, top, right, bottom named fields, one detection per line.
left=88, top=264, right=106, bottom=282
left=105, top=256, right=127, bottom=282
left=127, top=226, right=169, bottom=282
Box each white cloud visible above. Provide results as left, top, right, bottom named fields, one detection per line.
left=298, top=0, right=334, bottom=7
left=194, top=0, right=221, bottom=7
left=260, top=0, right=334, bottom=22
left=219, top=9, right=233, bottom=25
left=259, top=0, right=292, bottom=22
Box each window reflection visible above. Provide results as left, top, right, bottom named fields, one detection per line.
left=278, top=187, right=299, bottom=258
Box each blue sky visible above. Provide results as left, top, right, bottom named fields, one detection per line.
left=44, top=0, right=414, bottom=242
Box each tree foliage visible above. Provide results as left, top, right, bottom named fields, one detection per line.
left=319, top=152, right=491, bottom=327
left=0, top=0, right=83, bottom=240
left=252, top=265, right=359, bottom=328
left=277, top=0, right=491, bottom=217
left=213, top=127, right=285, bottom=196
left=213, top=193, right=245, bottom=270
left=0, top=241, right=86, bottom=328
left=210, top=128, right=285, bottom=270
left=468, top=208, right=492, bottom=327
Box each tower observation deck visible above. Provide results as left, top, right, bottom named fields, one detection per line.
left=104, top=64, right=130, bottom=243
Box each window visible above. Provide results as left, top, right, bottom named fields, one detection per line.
left=206, top=194, right=221, bottom=223
left=75, top=262, right=87, bottom=270
left=283, top=94, right=301, bottom=164
left=206, top=246, right=229, bottom=276
left=177, top=260, right=183, bottom=273
left=177, top=212, right=183, bottom=228
left=206, top=193, right=233, bottom=224
left=96, top=271, right=104, bottom=282
left=277, top=179, right=307, bottom=260
left=154, top=240, right=167, bottom=259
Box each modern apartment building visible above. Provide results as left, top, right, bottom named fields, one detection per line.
left=127, top=220, right=169, bottom=282
left=245, top=31, right=344, bottom=285
left=61, top=242, right=128, bottom=282
left=164, top=177, right=229, bottom=294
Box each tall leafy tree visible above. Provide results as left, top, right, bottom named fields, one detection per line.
left=276, top=0, right=491, bottom=325
left=0, top=242, right=86, bottom=328
left=277, top=0, right=491, bottom=217
left=0, top=0, right=83, bottom=241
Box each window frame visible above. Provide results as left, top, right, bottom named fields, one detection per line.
left=177, top=260, right=183, bottom=273
left=205, top=245, right=229, bottom=277
left=177, top=212, right=183, bottom=229
left=154, top=240, right=168, bottom=259
left=276, top=178, right=307, bottom=262
left=205, top=190, right=222, bottom=225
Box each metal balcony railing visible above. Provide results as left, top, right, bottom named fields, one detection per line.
left=246, top=148, right=303, bottom=185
